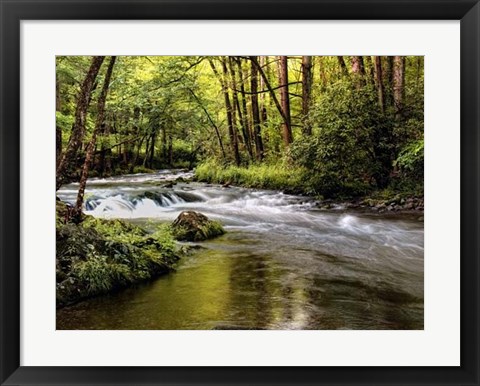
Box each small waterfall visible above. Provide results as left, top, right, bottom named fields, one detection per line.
left=84, top=192, right=187, bottom=219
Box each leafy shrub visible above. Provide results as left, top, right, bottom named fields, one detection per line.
left=291, top=81, right=392, bottom=197
left=391, top=138, right=424, bottom=194
left=395, top=138, right=424, bottom=179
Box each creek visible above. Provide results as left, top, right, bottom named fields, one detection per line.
left=56, top=170, right=424, bottom=330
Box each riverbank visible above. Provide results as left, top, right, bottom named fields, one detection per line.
left=316, top=194, right=424, bottom=215
left=194, top=161, right=423, bottom=214
left=56, top=200, right=180, bottom=308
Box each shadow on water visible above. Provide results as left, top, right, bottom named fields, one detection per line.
left=56, top=171, right=424, bottom=330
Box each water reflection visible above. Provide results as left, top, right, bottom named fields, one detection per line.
left=57, top=231, right=423, bottom=330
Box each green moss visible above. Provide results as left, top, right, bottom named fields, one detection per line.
left=173, top=219, right=225, bottom=242
left=171, top=211, right=225, bottom=242
left=202, top=220, right=225, bottom=239
left=56, top=207, right=180, bottom=308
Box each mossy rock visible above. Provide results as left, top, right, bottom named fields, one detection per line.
left=56, top=200, right=180, bottom=308
left=172, top=211, right=225, bottom=242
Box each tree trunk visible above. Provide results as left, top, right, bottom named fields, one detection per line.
left=374, top=56, right=385, bottom=114
left=364, top=56, right=375, bottom=85
left=221, top=58, right=241, bottom=165
left=351, top=56, right=366, bottom=88
left=337, top=56, right=349, bottom=77
left=259, top=56, right=268, bottom=127
left=143, top=135, right=150, bottom=167
left=301, top=56, right=313, bottom=135
left=149, top=132, right=156, bottom=168
left=250, top=56, right=264, bottom=161
left=128, top=107, right=141, bottom=173
left=393, top=56, right=405, bottom=120
left=72, top=56, right=116, bottom=220
left=56, top=56, right=105, bottom=190
left=318, top=57, right=327, bottom=89
left=56, top=126, right=63, bottom=169
left=351, top=56, right=365, bottom=76
left=209, top=58, right=240, bottom=165
left=277, top=56, right=293, bottom=146
left=228, top=57, right=246, bottom=151
left=168, top=135, right=173, bottom=165
left=416, top=56, right=422, bottom=93
left=103, top=115, right=116, bottom=175
left=384, top=56, right=395, bottom=107
left=233, top=57, right=254, bottom=160
left=250, top=56, right=292, bottom=148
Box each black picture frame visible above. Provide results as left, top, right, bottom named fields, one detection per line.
left=1, top=1, right=479, bottom=385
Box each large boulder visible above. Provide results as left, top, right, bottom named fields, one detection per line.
left=172, top=211, right=225, bottom=242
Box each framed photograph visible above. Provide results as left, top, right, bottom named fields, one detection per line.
left=1, top=0, right=479, bottom=385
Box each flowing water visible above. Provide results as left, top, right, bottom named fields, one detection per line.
left=56, top=170, right=424, bottom=330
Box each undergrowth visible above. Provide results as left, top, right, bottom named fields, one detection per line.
left=195, top=159, right=309, bottom=194
left=56, top=202, right=179, bottom=307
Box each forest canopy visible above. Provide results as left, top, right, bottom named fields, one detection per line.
left=56, top=55, right=424, bottom=217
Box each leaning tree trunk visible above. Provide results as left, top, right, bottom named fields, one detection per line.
left=72, top=56, right=116, bottom=221
left=259, top=56, right=268, bottom=127
left=56, top=56, right=105, bottom=190
left=250, top=56, right=291, bottom=148
left=250, top=56, right=264, bottom=161
left=301, top=56, right=313, bottom=136
left=277, top=56, right=293, bottom=146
